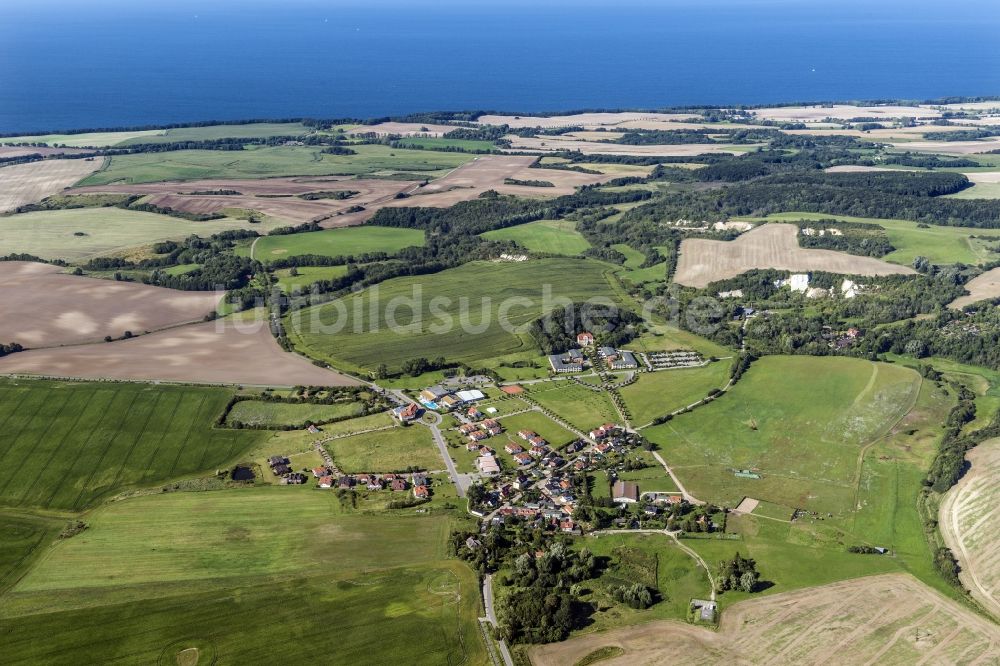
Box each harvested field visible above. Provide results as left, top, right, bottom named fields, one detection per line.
left=732, top=497, right=759, bottom=514
left=0, top=261, right=222, bottom=347
left=673, top=224, right=914, bottom=287
left=751, top=104, right=940, bottom=122
left=346, top=121, right=458, bottom=137
left=0, top=146, right=94, bottom=158
left=939, top=438, right=1000, bottom=618
left=529, top=574, right=1000, bottom=666
left=0, top=159, right=100, bottom=212
left=950, top=267, right=1000, bottom=308
left=0, top=318, right=358, bottom=387
left=504, top=135, right=754, bottom=156
left=475, top=112, right=699, bottom=128
left=386, top=155, right=618, bottom=207
left=891, top=138, right=1000, bottom=155
left=72, top=176, right=419, bottom=225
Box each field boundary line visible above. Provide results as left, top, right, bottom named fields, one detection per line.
left=69, top=389, right=143, bottom=509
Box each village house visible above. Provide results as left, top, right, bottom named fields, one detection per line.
left=439, top=394, right=462, bottom=410
left=272, top=463, right=291, bottom=476
left=589, top=423, right=618, bottom=440
left=459, top=423, right=479, bottom=435
left=576, top=331, right=595, bottom=346
left=505, top=442, right=524, bottom=454
left=318, top=475, right=334, bottom=489
left=560, top=519, right=576, bottom=533
left=411, top=473, right=427, bottom=487
left=267, top=455, right=289, bottom=468
left=337, top=476, right=354, bottom=490
left=529, top=444, right=548, bottom=458
left=612, top=480, right=639, bottom=503
left=413, top=485, right=429, bottom=499
left=467, top=406, right=483, bottom=420
left=307, top=424, right=321, bottom=434
left=312, top=466, right=331, bottom=478
left=468, top=430, right=489, bottom=443
left=481, top=419, right=503, bottom=436
left=513, top=452, right=533, bottom=466
left=392, top=403, right=421, bottom=422
left=477, top=456, right=501, bottom=476
left=518, top=430, right=537, bottom=441
left=284, top=473, right=307, bottom=485
left=390, top=478, right=408, bottom=492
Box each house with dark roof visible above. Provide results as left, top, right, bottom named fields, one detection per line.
left=612, top=480, right=639, bottom=503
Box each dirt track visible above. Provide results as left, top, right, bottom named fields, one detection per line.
left=938, top=438, right=1000, bottom=618
left=529, top=574, right=1000, bottom=666
left=0, top=318, right=358, bottom=387
left=0, top=261, right=222, bottom=348
left=950, top=267, right=1000, bottom=308
left=0, top=158, right=100, bottom=212
left=673, top=224, right=914, bottom=288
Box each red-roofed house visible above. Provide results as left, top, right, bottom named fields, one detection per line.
left=576, top=332, right=595, bottom=347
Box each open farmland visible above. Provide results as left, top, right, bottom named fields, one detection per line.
left=241, top=225, right=425, bottom=261
left=643, top=356, right=921, bottom=513
left=529, top=574, right=1000, bottom=666
left=475, top=112, right=699, bottom=128
left=117, top=122, right=311, bottom=144
left=938, top=438, right=1000, bottom=617
left=382, top=155, right=618, bottom=208
left=742, top=211, right=1000, bottom=266
left=504, top=135, right=755, bottom=157
left=347, top=121, right=459, bottom=137
left=0, top=130, right=167, bottom=147
left=0, top=489, right=484, bottom=665
left=0, top=378, right=263, bottom=510
left=288, top=258, right=621, bottom=374
left=0, top=159, right=101, bottom=212
left=72, top=176, right=417, bottom=226
left=0, top=318, right=359, bottom=387
left=0, top=207, right=270, bottom=260
left=951, top=266, right=1000, bottom=308
left=750, top=104, right=941, bottom=122
left=891, top=138, right=1000, bottom=155
left=673, top=223, right=915, bottom=287
left=481, top=219, right=590, bottom=255
left=76, top=144, right=475, bottom=186
left=0, top=261, right=221, bottom=347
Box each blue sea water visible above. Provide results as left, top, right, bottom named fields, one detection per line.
left=1, top=0, right=999, bottom=133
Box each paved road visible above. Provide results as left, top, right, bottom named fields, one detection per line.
left=482, top=574, right=514, bottom=666
left=391, top=389, right=471, bottom=497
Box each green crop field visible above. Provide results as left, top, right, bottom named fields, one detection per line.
left=0, top=512, right=62, bottom=594
left=527, top=381, right=621, bottom=432
left=274, top=265, right=350, bottom=291
left=0, top=208, right=268, bottom=261
left=481, top=219, right=591, bottom=255
left=945, top=181, right=1000, bottom=199
left=76, top=144, right=475, bottom=185
left=0, top=378, right=263, bottom=511
left=241, top=225, right=425, bottom=261
left=743, top=212, right=1000, bottom=265
left=225, top=400, right=363, bottom=427
left=612, top=243, right=671, bottom=284
left=1, top=129, right=168, bottom=147
left=643, top=356, right=921, bottom=514
left=288, top=258, right=622, bottom=374
left=325, top=424, right=440, bottom=472
left=621, top=361, right=731, bottom=425
left=1, top=488, right=484, bottom=665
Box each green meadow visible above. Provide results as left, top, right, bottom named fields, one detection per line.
left=117, top=122, right=312, bottom=144
left=526, top=381, right=621, bottom=432
left=481, top=219, right=591, bottom=255
left=324, top=424, right=441, bottom=472
left=225, top=400, right=364, bottom=427
left=274, top=265, right=350, bottom=291
left=242, top=225, right=425, bottom=261
left=393, top=136, right=496, bottom=152
left=612, top=243, right=671, bottom=284
left=0, top=379, right=263, bottom=511
left=643, top=356, right=921, bottom=514
left=621, top=361, right=731, bottom=426
left=289, top=258, right=622, bottom=374
left=77, top=144, right=476, bottom=185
